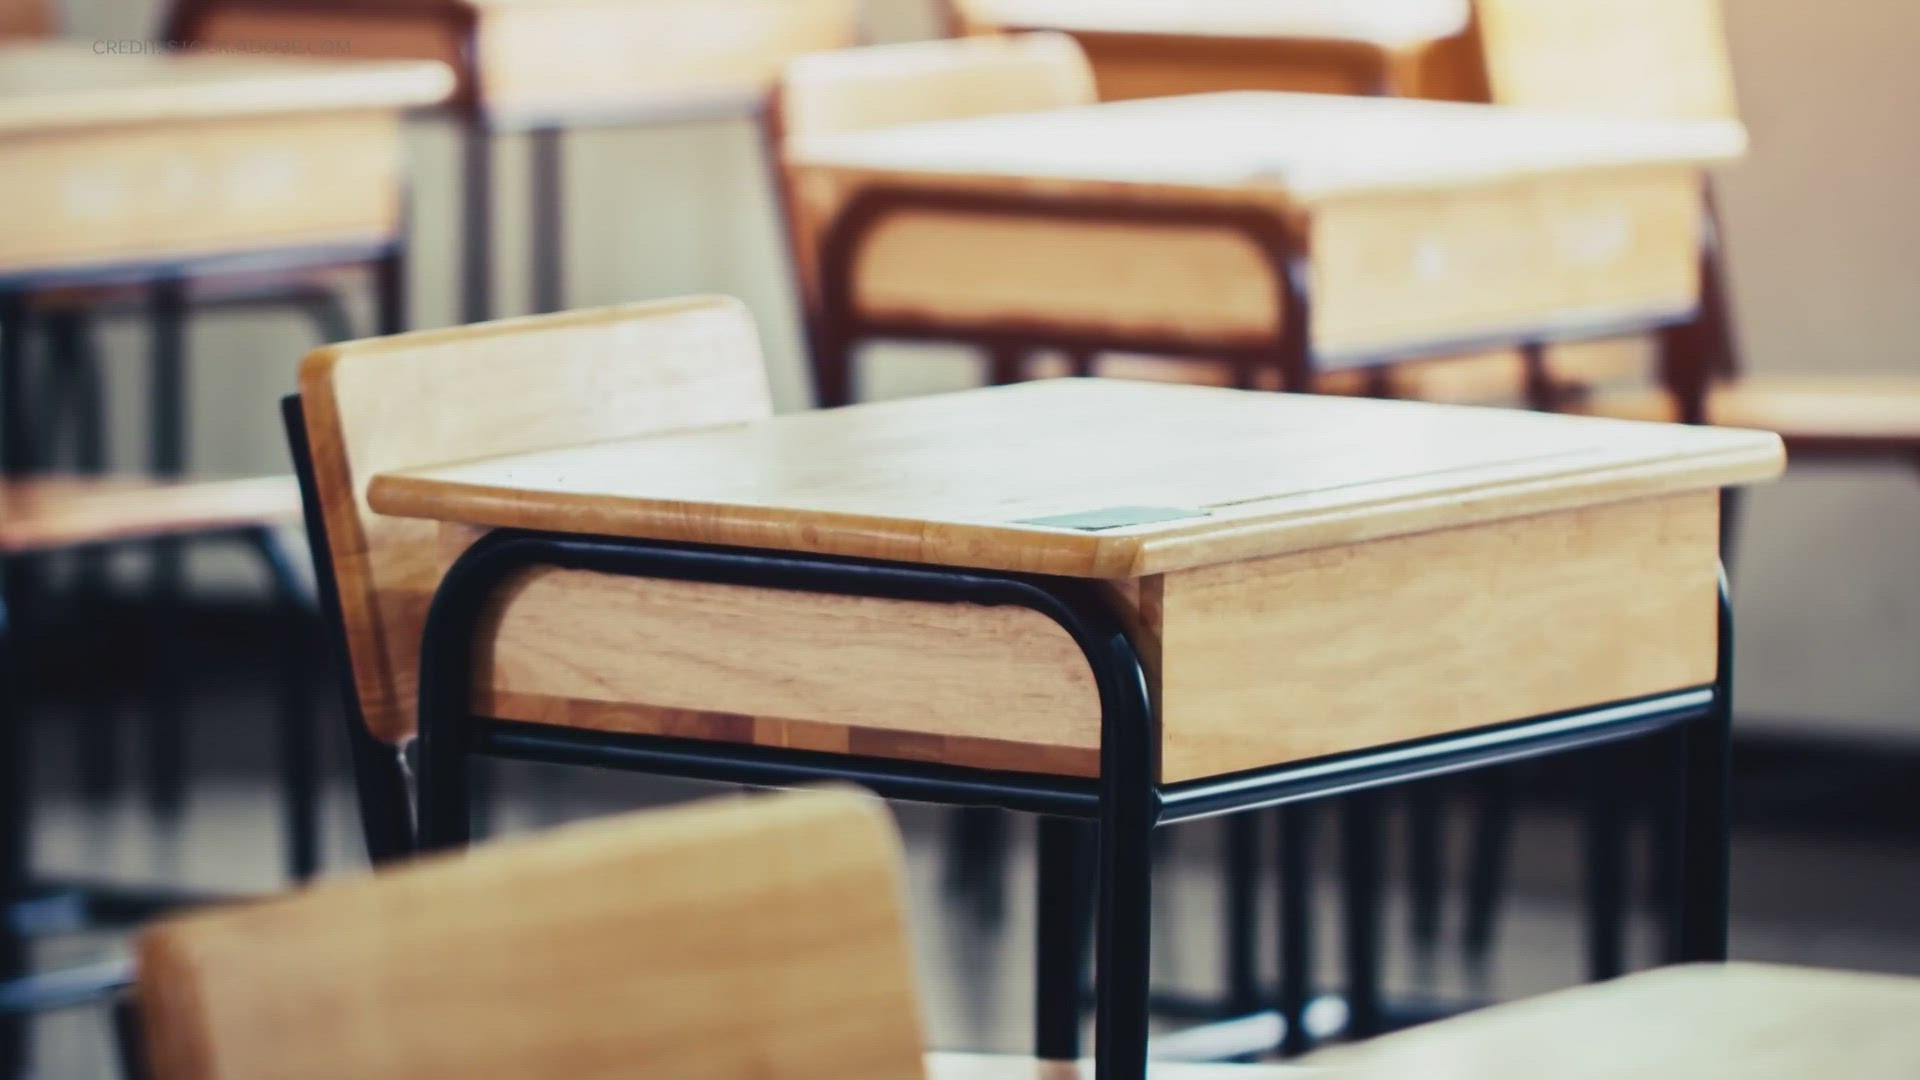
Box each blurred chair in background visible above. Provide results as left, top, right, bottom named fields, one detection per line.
left=1301, top=962, right=1920, bottom=1079
left=132, top=786, right=1306, bottom=1080
left=167, top=0, right=862, bottom=324
left=1, top=48, right=450, bottom=1075
left=1, top=479, right=301, bottom=1077
left=946, top=0, right=1482, bottom=101
left=0, top=28, right=449, bottom=839
left=285, top=297, right=777, bottom=866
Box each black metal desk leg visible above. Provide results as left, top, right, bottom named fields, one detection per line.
left=1584, top=743, right=1630, bottom=981
left=461, top=121, right=495, bottom=325
left=1092, top=643, right=1158, bottom=1080
left=1341, top=793, right=1384, bottom=1041
left=1224, top=813, right=1261, bottom=1014
left=1, top=594, right=30, bottom=1080
left=1405, top=782, right=1444, bottom=982
left=1277, top=805, right=1315, bottom=1056
left=145, top=280, right=189, bottom=824
left=376, top=243, right=408, bottom=337
left=45, top=314, right=120, bottom=808
left=530, top=126, right=566, bottom=316
left=282, top=397, right=416, bottom=865
left=246, top=527, right=320, bottom=881
left=1035, top=815, right=1089, bottom=1059
left=1460, top=769, right=1513, bottom=980
left=1, top=292, right=32, bottom=474
left=1676, top=577, right=1735, bottom=961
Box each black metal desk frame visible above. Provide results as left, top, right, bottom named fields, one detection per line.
left=289, top=488, right=1731, bottom=1080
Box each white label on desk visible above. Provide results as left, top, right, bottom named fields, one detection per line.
left=61, top=171, right=123, bottom=221
left=1414, top=237, right=1451, bottom=281
left=224, top=152, right=300, bottom=208
left=1556, top=210, right=1633, bottom=266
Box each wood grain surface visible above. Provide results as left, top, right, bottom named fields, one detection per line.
left=137, top=788, right=931, bottom=1080
left=371, top=378, right=1783, bottom=580
left=1304, top=962, right=1920, bottom=1078
left=0, top=43, right=451, bottom=134
left=782, top=78, right=1741, bottom=355
left=0, top=476, right=299, bottom=554
left=298, top=296, right=774, bottom=745
left=177, top=0, right=858, bottom=120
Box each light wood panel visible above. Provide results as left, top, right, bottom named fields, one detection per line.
left=953, top=0, right=1472, bottom=47
left=1473, top=0, right=1738, bottom=120
left=0, top=476, right=298, bottom=554
left=784, top=85, right=1741, bottom=356
left=297, top=296, right=774, bottom=746
left=1156, top=492, right=1719, bottom=780
left=0, top=45, right=449, bottom=274
left=372, top=378, right=1783, bottom=581
left=445, top=491, right=1722, bottom=782
left=778, top=32, right=1097, bottom=307
left=175, top=0, right=859, bottom=122
left=1025, top=340, right=1652, bottom=404
left=469, top=555, right=1105, bottom=778
left=1, top=111, right=404, bottom=275
left=1573, top=380, right=1920, bottom=455
left=137, top=788, right=932, bottom=1080
left=928, top=1055, right=1303, bottom=1080
left=949, top=0, right=1476, bottom=102
left=1303, top=962, right=1920, bottom=1078
left=0, top=45, right=452, bottom=134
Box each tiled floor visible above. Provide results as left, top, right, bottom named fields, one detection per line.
left=13, top=681, right=1920, bottom=1078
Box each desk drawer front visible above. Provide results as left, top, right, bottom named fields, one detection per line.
left=1313, top=168, right=1703, bottom=360
left=1155, top=492, right=1721, bottom=782
left=0, top=112, right=403, bottom=275
left=844, top=208, right=1286, bottom=345
left=474, top=568, right=1107, bottom=777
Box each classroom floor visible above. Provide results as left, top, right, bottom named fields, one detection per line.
left=15, top=665, right=1920, bottom=1078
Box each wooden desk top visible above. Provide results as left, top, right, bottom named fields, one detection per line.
left=957, top=0, right=1471, bottom=48
left=1305, top=963, right=1920, bottom=1078
left=927, top=1054, right=1301, bottom=1080
left=369, top=379, right=1783, bottom=579
left=788, top=91, right=1747, bottom=204
left=0, top=42, right=453, bottom=135
left=0, top=476, right=298, bottom=554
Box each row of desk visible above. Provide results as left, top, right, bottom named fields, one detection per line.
left=0, top=2, right=1895, bottom=1078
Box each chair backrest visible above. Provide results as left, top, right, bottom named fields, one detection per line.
left=296, top=296, right=774, bottom=746
left=769, top=32, right=1097, bottom=310
left=776, top=31, right=1097, bottom=142
left=0, top=0, right=53, bottom=39
left=1472, top=0, right=1738, bottom=120
left=137, top=787, right=929, bottom=1080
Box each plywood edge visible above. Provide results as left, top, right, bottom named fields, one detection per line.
left=1156, top=491, right=1723, bottom=782
left=373, top=427, right=1779, bottom=581
left=1123, top=432, right=1782, bottom=576
left=465, top=557, right=1111, bottom=777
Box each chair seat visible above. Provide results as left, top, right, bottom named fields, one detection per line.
left=1033, top=340, right=1648, bottom=400
left=1575, top=378, right=1920, bottom=454
left=957, top=0, right=1473, bottom=48
left=1303, top=962, right=1920, bottom=1078
left=927, top=1053, right=1301, bottom=1079
left=0, top=475, right=300, bottom=555
left=29, top=265, right=361, bottom=317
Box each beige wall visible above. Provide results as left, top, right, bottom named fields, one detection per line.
left=52, top=0, right=1920, bottom=740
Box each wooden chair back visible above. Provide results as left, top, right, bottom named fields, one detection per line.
left=1471, top=0, right=1738, bottom=120
left=295, top=296, right=774, bottom=746
left=777, top=31, right=1096, bottom=142
left=770, top=32, right=1097, bottom=313
left=0, top=0, right=53, bottom=39
left=137, top=787, right=929, bottom=1080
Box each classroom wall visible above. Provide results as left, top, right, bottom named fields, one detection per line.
left=52, top=0, right=1920, bottom=741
